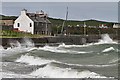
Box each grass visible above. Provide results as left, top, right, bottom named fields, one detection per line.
left=0, top=30, right=51, bottom=38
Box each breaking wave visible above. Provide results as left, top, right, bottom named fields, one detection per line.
left=1, top=34, right=119, bottom=78
left=15, top=55, right=117, bottom=67
left=30, top=64, right=106, bottom=78
left=102, top=47, right=115, bottom=53
left=97, top=34, right=118, bottom=44
left=1, top=38, right=36, bottom=57
left=56, top=34, right=118, bottom=49
left=15, top=55, right=55, bottom=65
left=38, top=45, right=91, bottom=54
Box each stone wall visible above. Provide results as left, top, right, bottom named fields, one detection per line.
left=0, top=34, right=119, bottom=48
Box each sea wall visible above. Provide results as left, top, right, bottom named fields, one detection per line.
left=0, top=34, right=119, bottom=48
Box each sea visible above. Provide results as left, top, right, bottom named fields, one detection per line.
left=0, top=34, right=119, bottom=79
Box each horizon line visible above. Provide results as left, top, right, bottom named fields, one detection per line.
left=1, top=14, right=118, bottom=23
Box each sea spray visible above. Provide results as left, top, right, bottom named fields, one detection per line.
left=58, top=34, right=117, bottom=49
left=30, top=64, right=106, bottom=78
left=21, top=38, right=35, bottom=47
left=98, top=34, right=117, bottom=44
left=9, top=41, right=21, bottom=48
left=0, top=45, right=4, bottom=50
left=1, top=38, right=35, bottom=57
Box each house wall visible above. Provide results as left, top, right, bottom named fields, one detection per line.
left=34, top=22, right=51, bottom=35
left=14, top=11, right=34, bottom=34
left=0, top=20, right=14, bottom=26
left=113, top=24, right=120, bottom=28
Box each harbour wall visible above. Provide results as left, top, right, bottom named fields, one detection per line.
left=0, top=34, right=119, bottom=48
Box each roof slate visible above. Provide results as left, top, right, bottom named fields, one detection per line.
left=26, top=13, right=51, bottom=23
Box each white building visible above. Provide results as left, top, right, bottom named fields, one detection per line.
left=113, top=24, right=120, bottom=28
left=14, top=9, right=51, bottom=35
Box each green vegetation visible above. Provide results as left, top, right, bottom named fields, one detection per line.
left=49, top=17, right=115, bottom=27
left=0, top=15, right=17, bottom=20
left=48, top=17, right=117, bottom=35
left=0, top=30, right=50, bottom=38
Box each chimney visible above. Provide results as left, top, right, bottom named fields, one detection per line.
left=21, top=9, right=27, bottom=15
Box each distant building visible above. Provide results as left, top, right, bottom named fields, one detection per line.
left=99, top=24, right=108, bottom=28
left=113, top=24, right=120, bottom=28
left=14, top=9, right=51, bottom=35
left=0, top=20, right=14, bottom=30
left=88, top=26, right=97, bottom=28
left=0, top=20, right=14, bottom=26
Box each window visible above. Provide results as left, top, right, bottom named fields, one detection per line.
left=17, top=23, right=20, bottom=27
left=30, top=23, right=32, bottom=27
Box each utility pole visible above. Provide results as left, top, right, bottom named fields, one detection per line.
left=61, top=7, right=68, bottom=35
left=84, top=22, right=86, bottom=36
left=45, top=21, right=47, bottom=35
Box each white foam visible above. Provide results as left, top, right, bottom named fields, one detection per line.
left=30, top=64, right=106, bottom=78
left=15, top=55, right=116, bottom=67
left=1, top=46, right=37, bottom=57
left=9, top=41, right=21, bottom=48
left=0, top=45, right=4, bottom=57
left=38, top=45, right=91, bottom=54
left=58, top=43, right=94, bottom=48
left=15, top=55, right=55, bottom=65
left=1, top=71, right=35, bottom=78
left=0, top=45, right=4, bottom=50
left=102, top=47, right=115, bottom=52
left=58, top=34, right=117, bottom=49
left=1, top=38, right=36, bottom=57
left=62, top=62, right=117, bottom=67
left=109, top=58, right=119, bottom=63
left=97, top=34, right=118, bottom=44
left=21, top=38, right=35, bottom=47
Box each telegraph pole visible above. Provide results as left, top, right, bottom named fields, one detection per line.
left=61, top=7, right=68, bottom=35
left=45, top=21, right=47, bottom=35
left=84, top=22, right=86, bottom=36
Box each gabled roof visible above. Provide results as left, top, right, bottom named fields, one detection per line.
left=26, top=13, right=51, bottom=24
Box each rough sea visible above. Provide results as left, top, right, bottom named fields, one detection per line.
left=0, top=34, right=119, bottom=79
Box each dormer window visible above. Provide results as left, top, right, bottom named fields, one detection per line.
left=30, top=23, right=32, bottom=27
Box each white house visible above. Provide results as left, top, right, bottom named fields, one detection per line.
left=113, top=24, right=120, bottom=28
left=14, top=9, right=51, bottom=35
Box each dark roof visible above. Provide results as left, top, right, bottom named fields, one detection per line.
left=26, top=13, right=51, bottom=23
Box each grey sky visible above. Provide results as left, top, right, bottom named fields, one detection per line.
left=1, top=0, right=120, bottom=2
left=1, top=2, right=119, bottom=22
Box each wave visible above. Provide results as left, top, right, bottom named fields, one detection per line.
left=15, top=55, right=117, bottom=68
left=38, top=45, right=91, bottom=54
left=58, top=34, right=118, bottom=48
left=0, top=45, right=4, bottom=50
left=102, top=47, right=115, bottom=53
left=58, top=43, right=94, bottom=48
left=1, top=46, right=37, bottom=57
left=1, top=38, right=36, bottom=57
left=30, top=64, right=107, bottom=78
left=1, top=71, right=35, bottom=78
left=109, top=58, right=119, bottom=64
left=15, top=55, right=56, bottom=65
